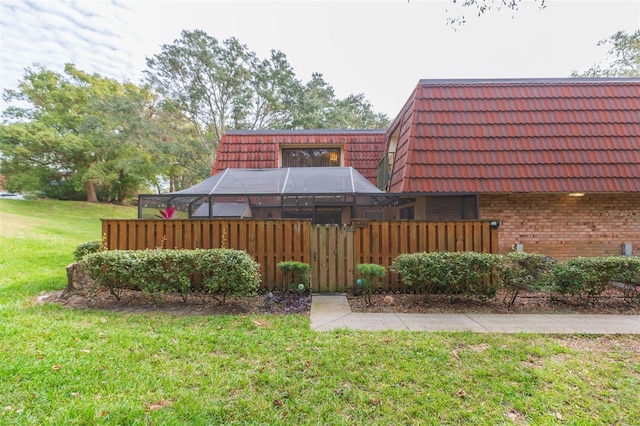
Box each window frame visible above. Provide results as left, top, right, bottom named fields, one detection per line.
left=280, top=145, right=342, bottom=168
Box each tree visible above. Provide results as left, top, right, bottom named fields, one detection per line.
left=330, top=93, right=390, bottom=129
left=145, top=30, right=301, bottom=168
left=78, top=86, right=156, bottom=202
left=247, top=50, right=300, bottom=129
left=145, top=100, right=210, bottom=192
left=1, top=64, right=159, bottom=202
left=290, top=73, right=390, bottom=129
left=289, top=73, right=337, bottom=129
left=572, top=30, right=640, bottom=77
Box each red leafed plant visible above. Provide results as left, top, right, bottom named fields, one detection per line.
left=157, top=206, right=176, bottom=219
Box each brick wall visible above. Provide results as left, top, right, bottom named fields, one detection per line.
left=480, top=193, right=640, bottom=259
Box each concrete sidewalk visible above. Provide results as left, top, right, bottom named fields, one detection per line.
left=310, top=294, right=640, bottom=334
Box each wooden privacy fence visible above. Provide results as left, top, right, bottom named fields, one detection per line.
left=102, top=219, right=498, bottom=293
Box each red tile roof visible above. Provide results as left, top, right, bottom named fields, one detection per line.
left=387, top=79, right=640, bottom=194
left=212, top=130, right=386, bottom=184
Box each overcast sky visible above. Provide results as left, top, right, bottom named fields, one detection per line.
left=1, top=0, right=639, bottom=117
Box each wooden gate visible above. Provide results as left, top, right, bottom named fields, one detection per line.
left=309, top=225, right=354, bottom=293
left=102, top=219, right=498, bottom=293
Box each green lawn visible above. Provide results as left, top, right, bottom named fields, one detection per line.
left=1, top=199, right=639, bottom=424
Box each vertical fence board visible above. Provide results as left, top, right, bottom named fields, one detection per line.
left=362, top=226, right=371, bottom=264
left=327, top=226, right=337, bottom=292
left=482, top=222, right=491, bottom=254
left=320, top=226, right=328, bottom=292
left=463, top=222, right=472, bottom=251
left=490, top=223, right=498, bottom=254
left=455, top=223, right=464, bottom=251
left=427, top=223, right=437, bottom=252
left=335, top=226, right=345, bottom=293
left=309, top=225, right=318, bottom=291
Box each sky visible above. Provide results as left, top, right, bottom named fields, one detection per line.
left=1, top=0, right=639, bottom=117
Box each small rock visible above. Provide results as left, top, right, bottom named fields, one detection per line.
left=383, top=295, right=395, bottom=305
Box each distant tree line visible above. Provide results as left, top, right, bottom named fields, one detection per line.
left=0, top=30, right=390, bottom=202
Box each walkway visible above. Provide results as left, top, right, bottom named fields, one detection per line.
left=310, top=294, right=640, bottom=334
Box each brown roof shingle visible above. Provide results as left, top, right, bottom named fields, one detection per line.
left=387, top=79, right=640, bottom=194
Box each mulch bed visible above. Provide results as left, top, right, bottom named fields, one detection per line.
left=42, top=285, right=639, bottom=316
left=44, top=288, right=311, bottom=316
left=347, top=286, right=640, bottom=315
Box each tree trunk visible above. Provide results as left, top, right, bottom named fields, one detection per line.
left=85, top=180, right=99, bottom=203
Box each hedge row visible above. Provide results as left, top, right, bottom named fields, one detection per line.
left=392, top=252, right=640, bottom=305
left=82, top=248, right=261, bottom=304
left=75, top=241, right=640, bottom=306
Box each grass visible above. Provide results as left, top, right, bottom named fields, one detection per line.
left=1, top=199, right=639, bottom=424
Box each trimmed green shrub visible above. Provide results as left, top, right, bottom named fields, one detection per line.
left=73, top=240, right=103, bottom=261
left=83, top=249, right=136, bottom=300
left=277, top=261, right=310, bottom=291
left=391, top=252, right=439, bottom=294
left=83, top=248, right=260, bottom=304
left=195, top=249, right=261, bottom=304
left=500, top=253, right=556, bottom=306
left=392, top=251, right=502, bottom=301
left=553, top=256, right=640, bottom=305
left=356, top=263, right=386, bottom=304
left=612, top=257, right=640, bottom=302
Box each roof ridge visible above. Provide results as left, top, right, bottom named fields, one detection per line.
left=419, top=78, right=640, bottom=85
left=224, top=129, right=387, bottom=135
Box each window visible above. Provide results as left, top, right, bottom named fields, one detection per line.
left=281, top=147, right=341, bottom=167
left=425, top=196, right=478, bottom=220
left=377, top=126, right=399, bottom=190
left=376, top=152, right=394, bottom=190
left=400, top=206, right=415, bottom=220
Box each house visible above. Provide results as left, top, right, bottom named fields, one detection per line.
left=200, top=78, right=640, bottom=259
left=376, top=79, right=640, bottom=259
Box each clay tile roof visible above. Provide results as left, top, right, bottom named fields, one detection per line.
left=387, top=78, right=640, bottom=194
left=212, top=130, right=386, bottom=184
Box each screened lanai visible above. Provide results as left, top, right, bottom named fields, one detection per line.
left=138, top=167, right=392, bottom=224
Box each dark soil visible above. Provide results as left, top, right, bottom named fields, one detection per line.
left=45, top=288, right=311, bottom=316
left=348, top=286, right=640, bottom=315
left=44, top=285, right=640, bottom=316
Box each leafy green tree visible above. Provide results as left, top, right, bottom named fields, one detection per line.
left=145, top=30, right=301, bottom=168
left=1, top=64, right=158, bottom=202
left=330, top=93, right=390, bottom=129
left=247, top=50, right=300, bottom=129
left=0, top=120, right=86, bottom=199
left=289, top=73, right=336, bottom=129
left=145, top=101, right=210, bottom=192
left=289, top=73, right=390, bottom=129
left=79, top=87, right=156, bottom=202
left=572, top=29, right=640, bottom=77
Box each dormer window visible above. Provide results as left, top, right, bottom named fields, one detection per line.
left=281, top=147, right=341, bottom=167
